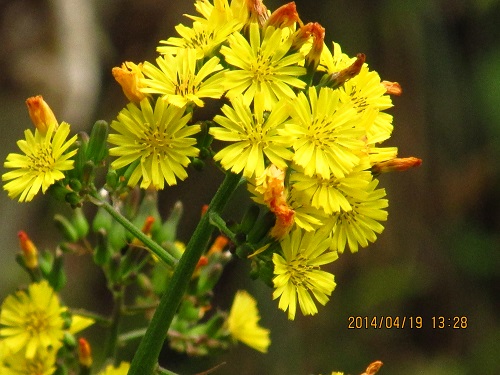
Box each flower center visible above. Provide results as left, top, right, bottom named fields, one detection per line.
left=287, top=254, right=314, bottom=288
left=141, top=124, right=173, bottom=156
left=25, top=310, right=49, bottom=336
left=30, top=146, right=55, bottom=173
left=251, top=53, right=273, bottom=83
left=175, top=74, right=197, bottom=96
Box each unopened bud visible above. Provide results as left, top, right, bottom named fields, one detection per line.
left=78, top=338, right=93, bottom=368
left=25, top=95, right=58, bottom=134
left=86, top=120, right=109, bottom=165
left=372, top=157, right=422, bottom=174
left=208, top=235, right=230, bottom=255
left=381, top=81, right=402, bottom=96
left=18, top=231, right=38, bottom=269
left=246, top=0, right=269, bottom=27
left=112, top=62, right=148, bottom=103
left=132, top=216, right=155, bottom=246
left=362, top=360, right=383, bottom=375
left=266, top=2, right=301, bottom=29
left=320, top=53, right=366, bottom=89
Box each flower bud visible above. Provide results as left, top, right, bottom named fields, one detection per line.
left=18, top=230, right=38, bottom=269
left=112, top=62, right=148, bottom=103
left=54, top=214, right=79, bottom=242
left=157, top=201, right=183, bottom=244
left=78, top=338, right=93, bottom=368
left=246, top=0, right=269, bottom=27
left=371, top=157, right=422, bottom=175
left=381, top=81, right=402, bottom=96
left=266, top=2, right=301, bottom=29
left=72, top=207, right=90, bottom=240
left=362, top=360, right=383, bottom=375
left=86, top=120, right=109, bottom=165
left=320, top=53, right=366, bottom=89
left=25, top=95, right=58, bottom=134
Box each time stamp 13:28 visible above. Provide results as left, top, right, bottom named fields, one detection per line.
left=347, top=316, right=469, bottom=329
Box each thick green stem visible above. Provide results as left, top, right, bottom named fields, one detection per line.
left=128, top=172, right=241, bottom=375
left=92, top=196, right=178, bottom=268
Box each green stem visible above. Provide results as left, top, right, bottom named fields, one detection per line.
left=91, top=195, right=178, bottom=268
left=118, top=327, right=147, bottom=344
left=104, top=287, right=124, bottom=365
left=128, top=172, right=241, bottom=375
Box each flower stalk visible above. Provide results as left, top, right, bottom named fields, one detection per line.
left=128, top=171, right=241, bottom=375
left=90, top=195, right=178, bottom=268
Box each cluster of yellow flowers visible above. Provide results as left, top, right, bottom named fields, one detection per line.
left=2, top=2, right=420, bottom=364
left=108, top=0, right=419, bottom=320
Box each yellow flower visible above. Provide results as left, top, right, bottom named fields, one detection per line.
left=290, top=167, right=373, bottom=215
left=2, top=344, right=59, bottom=375
left=319, top=41, right=356, bottom=74
left=98, top=362, right=130, bottom=375
left=158, top=0, right=243, bottom=59
left=273, top=228, right=338, bottom=320
left=112, top=61, right=148, bottom=103
left=210, top=93, right=294, bottom=179
left=141, top=48, right=226, bottom=108
left=2, top=121, right=77, bottom=202
left=284, top=86, right=365, bottom=179
left=0, top=280, right=66, bottom=359
left=0, top=340, right=10, bottom=374
left=108, top=97, right=200, bottom=189
left=220, top=22, right=306, bottom=109
left=339, top=66, right=394, bottom=142
left=326, top=179, right=388, bottom=253
left=227, top=290, right=270, bottom=353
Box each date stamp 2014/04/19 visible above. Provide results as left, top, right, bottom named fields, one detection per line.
left=347, top=316, right=468, bottom=329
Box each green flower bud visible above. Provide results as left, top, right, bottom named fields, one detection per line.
left=47, top=248, right=66, bottom=291
left=239, top=204, right=260, bottom=235
left=247, top=211, right=275, bottom=244
left=92, top=206, right=113, bottom=233
left=93, top=229, right=110, bottom=266
left=86, top=120, right=109, bottom=164
left=72, top=207, right=89, bottom=239
left=105, top=169, right=119, bottom=190
left=157, top=201, right=183, bottom=244
left=54, top=214, right=79, bottom=242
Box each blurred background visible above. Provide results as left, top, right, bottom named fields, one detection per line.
left=0, top=0, right=499, bottom=374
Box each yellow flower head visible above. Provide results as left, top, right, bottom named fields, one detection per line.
left=158, top=0, right=243, bottom=59
left=326, top=179, right=388, bottom=253
left=227, top=290, right=270, bottom=353
left=98, top=362, right=130, bottom=375
left=0, top=280, right=67, bottom=359
left=273, top=228, right=338, bottom=320
left=112, top=61, right=148, bottom=103
left=284, top=86, right=365, bottom=179
left=141, top=48, right=226, bottom=108
left=210, top=93, right=294, bottom=179
left=290, top=166, right=373, bottom=215
left=2, top=344, right=59, bottom=375
left=108, top=97, right=200, bottom=189
left=2, top=121, right=77, bottom=202
left=221, top=22, right=306, bottom=109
